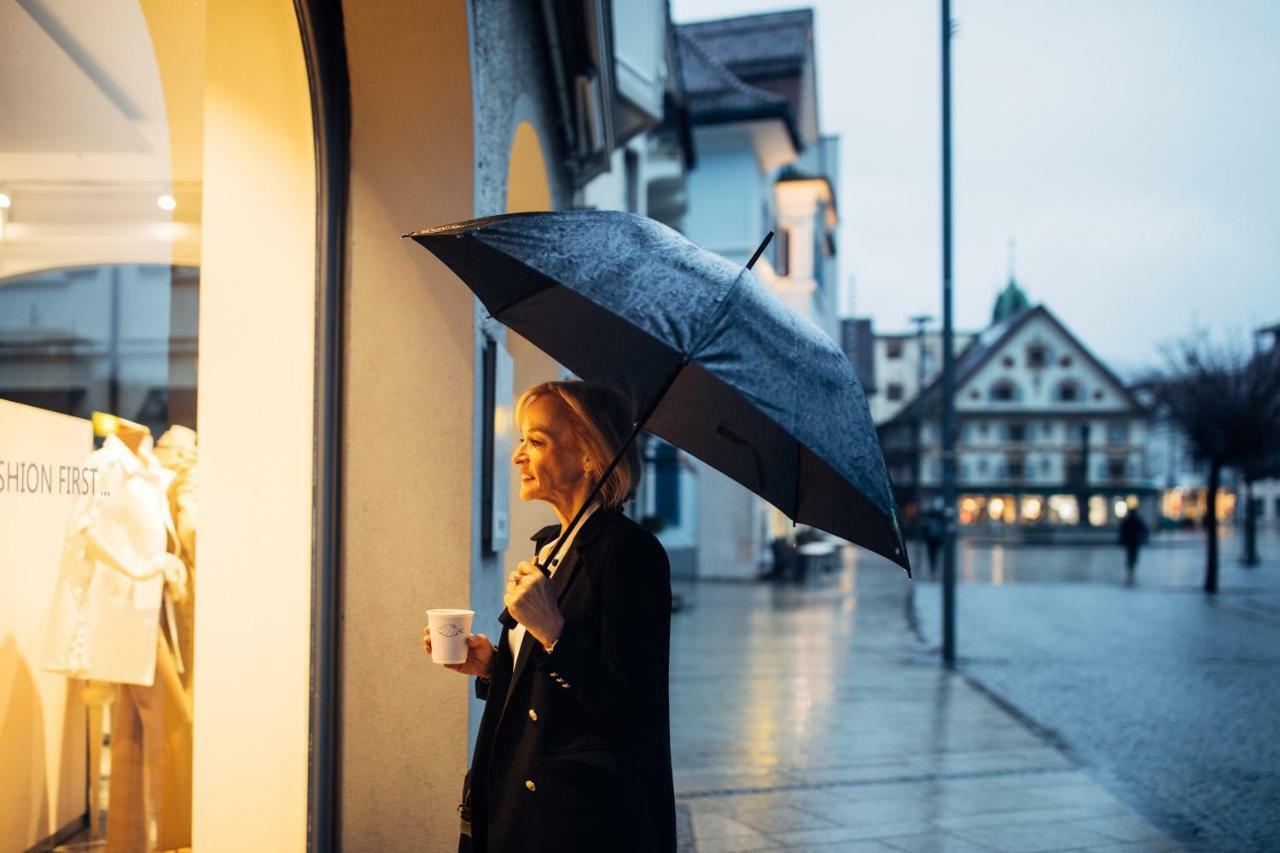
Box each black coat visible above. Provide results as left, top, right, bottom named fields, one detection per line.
left=463, top=507, right=675, bottom=853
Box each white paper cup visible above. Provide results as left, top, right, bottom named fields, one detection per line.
left=427, top=609, right=475, bottom=664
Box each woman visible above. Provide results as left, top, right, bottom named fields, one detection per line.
left=424, top=380, right=675, bottom=852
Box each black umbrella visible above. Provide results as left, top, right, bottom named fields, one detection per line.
left=407, top=211, right=909, bottom=598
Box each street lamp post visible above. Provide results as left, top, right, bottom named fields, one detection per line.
left=940, top=0, right=958, bottom=666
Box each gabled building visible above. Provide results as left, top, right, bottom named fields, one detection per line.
left=880, top=297, right=1155, bottom=533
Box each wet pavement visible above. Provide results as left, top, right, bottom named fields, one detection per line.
left=912, top=527, right=1280, bottom=853
left=670, top=544, right=1180, bottom=852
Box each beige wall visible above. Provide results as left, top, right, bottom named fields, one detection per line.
left=339, top=2, right=477, bottom=849
left=193, top=0, right=316, bottom=849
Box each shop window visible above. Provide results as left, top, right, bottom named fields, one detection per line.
left=886, top=383, right=904, bottom=401
left=1048, top=494, right=1079, bottom=524
left=958, top=495, right=984, bottom=524
left=1020, top=495, right=1044, bottom=522
left=1088, top=495, right=1109, bottom=526
left=886, top=340, right=904, bottom=359
left=0, top=5, right=206, bottom=849
left=989, top=380, right=1021, bottom=402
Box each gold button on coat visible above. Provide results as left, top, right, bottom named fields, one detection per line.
left=528, top=709, right=538, bottom=721
left=525, top=780, right=536, bottom=792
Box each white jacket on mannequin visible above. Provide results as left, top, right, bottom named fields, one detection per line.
left=43, top=432, right=187, bottom=686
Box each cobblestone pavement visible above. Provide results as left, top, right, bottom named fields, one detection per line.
left=670, top=546, right=1180, bottom=853
left=913, top=527, right=1280, bottom=853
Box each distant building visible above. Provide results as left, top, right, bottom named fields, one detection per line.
left=878, top=290, right=1156, bottom=532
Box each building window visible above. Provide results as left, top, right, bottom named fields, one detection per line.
left=1040, top=456, right=1051, bottom=474
left=977, top=458, right=989, bottom=475
left=1027, top=344, right=1047, bottom=368
left=1106, top=457, right=1127, bottom=480
left=1107, top=422, right=1129, bottom=444
left=990, top=380, right=1021, bottom=402
left=886, top=340, right=904, bottom=359
left=1056, top=380, right=1080, bottom=402
left=1067, top=423, right=1087, bottom=443
left=1059, top=354, right=1073, bottom=367
left=886, top=383, right=904, bottom=401
left=1007, top=423, right=1027, bottom=442
left=1093, top=389, right=1104, bottom=400
left=1001, top=355, right=1015, bottom=368
left=1007, top=455, right=1025, bottom=479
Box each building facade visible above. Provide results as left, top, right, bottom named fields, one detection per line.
left=879, top=295, right=1156, bottom=534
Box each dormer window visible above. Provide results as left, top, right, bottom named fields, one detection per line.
left=990, top=380, right=1021, bottom=402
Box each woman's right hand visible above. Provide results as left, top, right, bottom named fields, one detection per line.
left=423, top=628, right=494, bottom=678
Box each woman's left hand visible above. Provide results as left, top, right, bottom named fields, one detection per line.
left=505, top=560, right=566, bottom=649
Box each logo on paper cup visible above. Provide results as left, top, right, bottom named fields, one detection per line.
left=436, top=623, right=463, bottom=638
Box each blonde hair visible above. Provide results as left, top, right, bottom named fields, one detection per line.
left=515, top=381, right=640, bottom=509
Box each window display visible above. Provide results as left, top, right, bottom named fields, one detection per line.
left=0, top=2, right=204, bottom=849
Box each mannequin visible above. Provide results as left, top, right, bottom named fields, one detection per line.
left=42, top=413, right=193, bottom=851
left=154, top=425, right=198, bottom=699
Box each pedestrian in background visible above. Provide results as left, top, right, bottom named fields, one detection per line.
left=1119, top=506, right=1149, bottom=585
left=923, top=499, right=946, bottom=577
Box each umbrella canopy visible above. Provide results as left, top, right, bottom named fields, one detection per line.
left=408, top=210, right=908, bottom=572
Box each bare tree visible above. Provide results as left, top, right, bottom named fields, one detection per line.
left=1154, top=334, right=1280, bottom=592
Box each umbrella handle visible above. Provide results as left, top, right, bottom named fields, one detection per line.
left=746, top=231, right=774, bottom=270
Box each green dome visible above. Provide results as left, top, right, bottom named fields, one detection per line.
left=992, top=277, right=1030, bottom=324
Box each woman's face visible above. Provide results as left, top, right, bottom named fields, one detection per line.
left=512, top=395, right=589, bottom=507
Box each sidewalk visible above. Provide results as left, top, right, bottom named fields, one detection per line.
left=669, top=547, right=1181, bottom=853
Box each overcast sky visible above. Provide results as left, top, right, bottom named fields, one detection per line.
left=671, top=0, right=1280, bottom=375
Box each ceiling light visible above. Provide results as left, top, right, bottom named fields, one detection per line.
left=157, top=194, right=177, bottom=211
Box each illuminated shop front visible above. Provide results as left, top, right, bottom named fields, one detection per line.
left=955, top=492, right=1146, bottom=528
